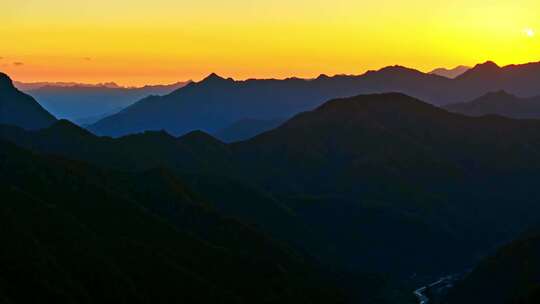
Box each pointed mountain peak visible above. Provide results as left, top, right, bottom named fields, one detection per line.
left=201, top=73, right=230, bottom=83
left=316, top=74, right=331, bottom=80
left=206, top=72, right=223, bottom=79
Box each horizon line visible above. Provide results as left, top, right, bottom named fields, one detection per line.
left=5, top=59, right=540, bottom=88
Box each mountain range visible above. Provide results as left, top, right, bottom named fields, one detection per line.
left=4, top=65, right=540, bottom=303
left=88, top=61, right=540, bottom=138
left=0, top=74, right=345, bottom=303
left=5, top=79, right=540, bottom=287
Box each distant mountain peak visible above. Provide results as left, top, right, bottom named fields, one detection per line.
left=364, top=65, right=426, bottom=77
left=455, top=61, right=501, bottom=80
left=201, top=73, right=229, bottom=83
left=429, top=65, right=471, bottom=79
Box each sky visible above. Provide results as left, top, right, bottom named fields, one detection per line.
left=1, top=0, right=539, bottom=86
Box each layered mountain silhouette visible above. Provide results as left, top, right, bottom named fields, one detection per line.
left=6, top=92, right=540, bottom=285
left=6, top=65, right=540, bottom=303
left=0, top=72, right=56, bottom=129
left=88, top=61, right=540, bottom=138
left=22, top=81, right=189, bottom=124
left=445, top=90, right=540, bottom=119
left=429, top=65, right=470, bottom=78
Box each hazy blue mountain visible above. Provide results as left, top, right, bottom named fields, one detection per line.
left=14, top=80, right=125, bottom=91
left=89, top=61, right=540, bottom=138
left=429, top=65, right=470, bottom=78
left=21, top=81, right=189, bottom=122
left=0, top=72, right=56, bottom=129
left=444, top=90, right=540, bottom=119
left=73, top=107, right=124, bottom=126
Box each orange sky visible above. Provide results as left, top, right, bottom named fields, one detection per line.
left=1, top=0, right=539, bottom=86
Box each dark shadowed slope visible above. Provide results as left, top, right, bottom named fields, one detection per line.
left=444, top=90, right=540, bottom=119
left=443, top=230, right=540, bottom=304
left=235, top=92, right=540, bottom=186
left=0, top=120, right=316, bottom=258
left=0, top=139, right=343, bottom=304
left=88, top=61, right=540, bottom=138
left=0, top=72, right=56, bottom=129
left=229, top=93, right=540, bottom=275
left=214, top=118, right=286, bottom=142
left=429, top=65, right=470, bottom=79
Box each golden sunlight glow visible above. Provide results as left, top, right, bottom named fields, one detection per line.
left=1, top=0, right=539, bottom=86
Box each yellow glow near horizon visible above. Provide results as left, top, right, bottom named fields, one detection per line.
left=1, top=0, right=539, bottom=86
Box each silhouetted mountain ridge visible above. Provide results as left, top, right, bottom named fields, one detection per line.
left=445, top=90, right=540, bottom=119
left=89, top=61, right=540, bottom=138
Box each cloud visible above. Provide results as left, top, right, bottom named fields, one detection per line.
left=13, top=62, right=24, bottom=66
left=0, top=57, right=3, bottom=60
left=83, top=57, right=92, bottom=61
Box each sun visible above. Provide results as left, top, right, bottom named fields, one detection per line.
left=524, top=28, right=535, bottom=37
